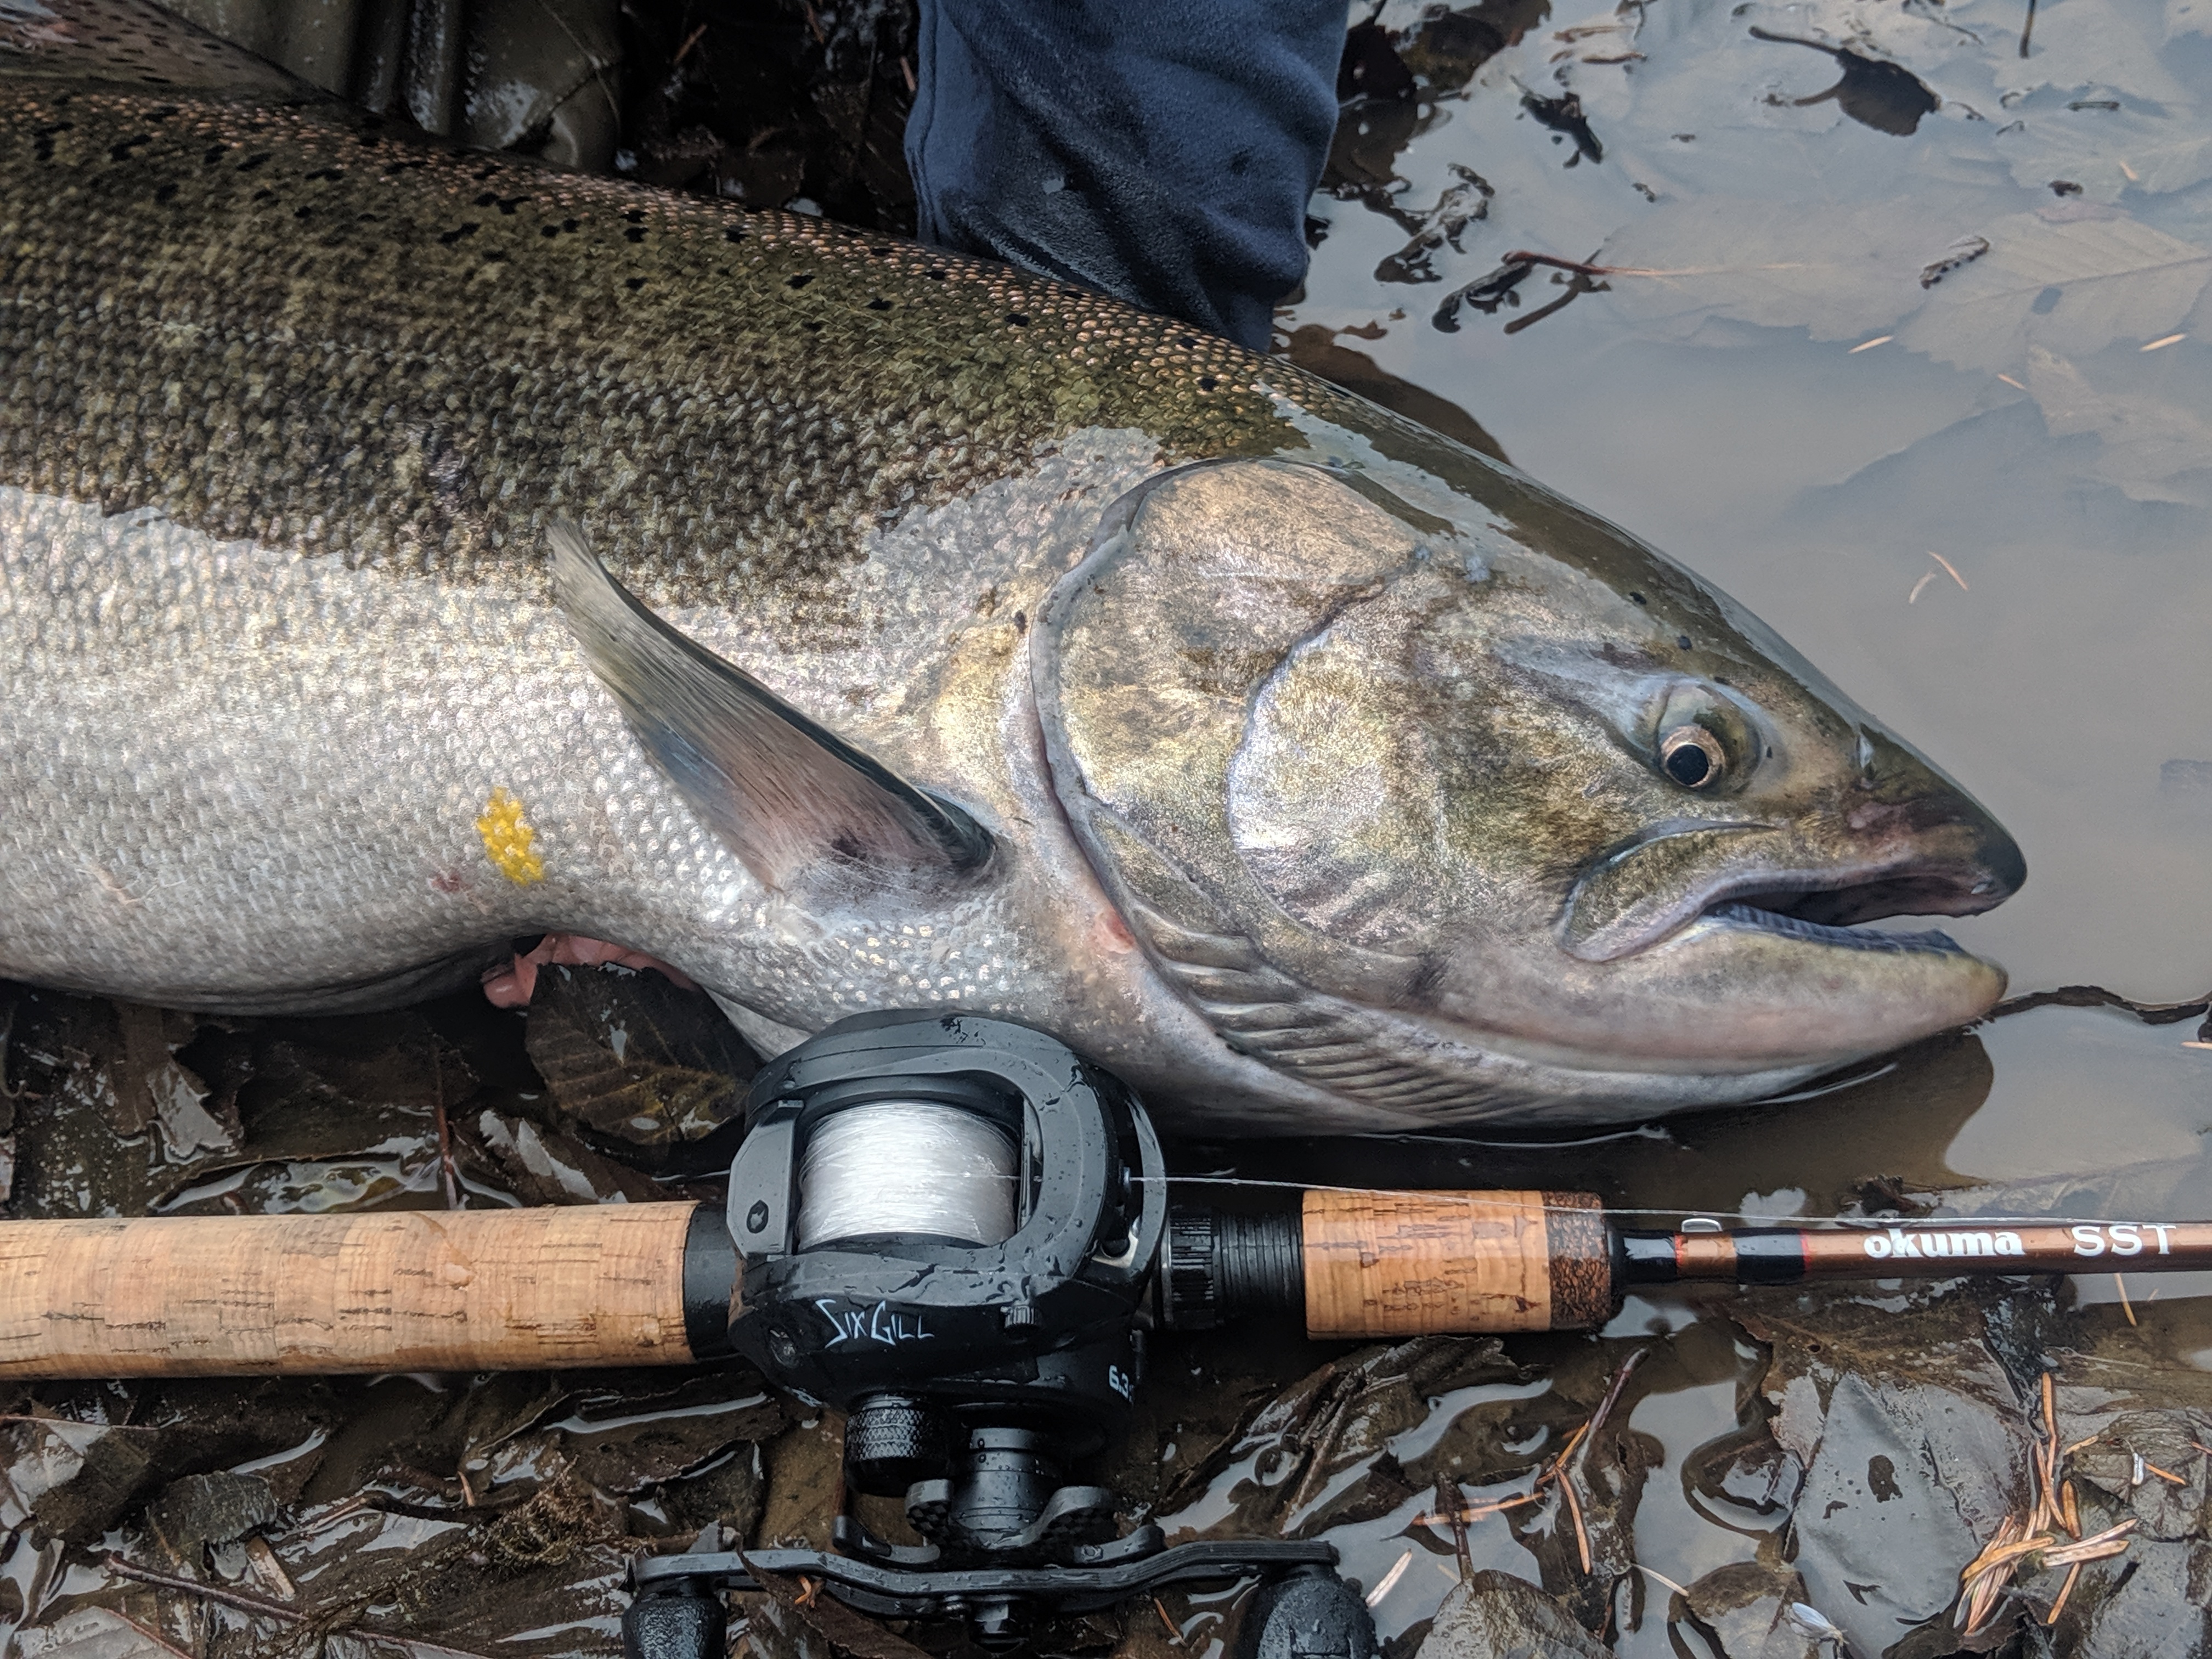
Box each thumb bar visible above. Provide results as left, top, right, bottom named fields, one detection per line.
left=0, top=1204, right=737, bottom=1378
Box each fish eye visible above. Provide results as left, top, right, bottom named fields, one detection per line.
left=1658, top=724, right=1725, bottom=788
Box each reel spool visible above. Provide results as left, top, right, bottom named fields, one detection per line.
left=792, top=1098, right=1019, bottom=1252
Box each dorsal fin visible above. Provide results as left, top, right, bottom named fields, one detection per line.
left=549, top=522, right=993, bottom=894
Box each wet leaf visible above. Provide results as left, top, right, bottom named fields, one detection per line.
left=1599, top=197, right=1965, bottom=345
left=1415, top=1569, right=1611, bottom=1658
left=2027, top=345, right=2212, bottom=503
left=2006, top=0, right=2191, bottom=104
left=2044, top=1535, right=2212, bottom=1649
left=456, top=1109, right=667, bottom=1206
left=11, top=1607, right=180, bottom=1659
left=1746, top=1290, right=2034, bottom=1655
left=2, top=1421, right=157, bottom=1544
left=1505, top=1370, right=1662, bottom=1630
left=522, top=964, right=754, bottom=1169
left=1601, top=200, right=2212, bottom=371
left=1175, top=1339, right=1530, bottom=1539
left=1898, top=211, right=2212, bottom=369
left=538, top=1372, right=787, bottom=1496
left=1989, top=98, right=2212, bottom=201
left=752, top=1564, right=936, bottom=1659
left=142, top=1470, right=277, bottom=1562
left=1674, top=1561, right=1826, bottom=1659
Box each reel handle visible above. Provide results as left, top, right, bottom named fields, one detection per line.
left=0, top=1203, right=736, bottom=1376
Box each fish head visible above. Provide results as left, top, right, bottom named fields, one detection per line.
left=1035, top=452, right=2023, bottom=1124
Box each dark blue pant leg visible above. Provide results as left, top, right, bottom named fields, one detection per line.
left=904, top=0, right=1345, bottom=352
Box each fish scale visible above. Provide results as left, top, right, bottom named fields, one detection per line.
left=0, top=0, right=2025, bottom=1133
left=1, top=81, right=1290, bottom=611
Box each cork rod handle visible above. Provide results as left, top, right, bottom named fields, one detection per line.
left=1300, top=1189, right=1615, bottom=1337
left=0, top=1202, right=719, bottom=1378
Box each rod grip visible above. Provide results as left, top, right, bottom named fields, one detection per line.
left=1300, top=1189, right=1615, bottom=1337
left=0, top=1202, right=726, bottom=1378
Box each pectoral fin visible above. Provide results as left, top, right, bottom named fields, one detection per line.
left=549, top=522, right=992, bottom=893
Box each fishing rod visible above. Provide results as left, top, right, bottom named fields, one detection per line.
left=0, top=1012, right=2199, bottom=1659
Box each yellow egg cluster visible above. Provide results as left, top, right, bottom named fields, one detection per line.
left=475, top=787, right=545, bottom=885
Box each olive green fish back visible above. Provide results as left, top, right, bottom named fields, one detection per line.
left=1, top=0, right=1318, bottom=611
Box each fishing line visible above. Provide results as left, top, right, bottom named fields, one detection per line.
left=795, top=1100, right=1019, bottom=1249
left=1136, top=1175, right=2201, bottom=1232
left=789, top=1096, right=2199, bottom=1244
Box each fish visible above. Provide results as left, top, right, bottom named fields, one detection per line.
left=0, top=0, right=2024, bottom=1134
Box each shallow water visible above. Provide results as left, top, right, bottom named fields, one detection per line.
left=5, top=3, right=2211, bottom=1654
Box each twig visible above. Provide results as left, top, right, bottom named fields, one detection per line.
left=1415, top=1492, right=1541, bottom=1526
left=108, top=1613, right=196, bottom=1659
left=671, top=21, right=708, bottom=64
left=1499, top=249, right=1619, bottom=279
left=1438, top=1476, right=1472, bottom=1582
left=433, top=1047, right=462, bottom=1210
left=2019, top=0, right=2038, bottom=57
left=1154, top=1596, right=1183, bottom=1645
left=101, top=1555, right=303, bottom=1624
left=1576, top=1350, right=1647, bottom=1474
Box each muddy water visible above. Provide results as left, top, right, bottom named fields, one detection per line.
left=1246, top=0, right=2212, bottom=1647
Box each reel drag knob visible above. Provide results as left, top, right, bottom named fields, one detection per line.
left=844, top=1392, right=952, bottom=1494
left=1239, top=1568, right=1379, bottom=1659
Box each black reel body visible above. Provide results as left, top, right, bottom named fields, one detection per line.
left=625, top=1012, right=1375, bottom=1659
left=725, top=1010, right=1163, bottom=1478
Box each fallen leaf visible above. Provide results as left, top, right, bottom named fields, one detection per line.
left=2027, top=346, right=2212, bottom=501
left=1602, top=200, right=2212, bottom=371
left=1901, top=212, right=2212, bottom=369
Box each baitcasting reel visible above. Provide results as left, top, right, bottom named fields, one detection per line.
left=625, top=1012, right=1372, bottom=1659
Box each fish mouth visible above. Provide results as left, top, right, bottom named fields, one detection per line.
left=1698, top=899, right=1967, bottom=956
left=1564, top=829, right=2018, bottom=963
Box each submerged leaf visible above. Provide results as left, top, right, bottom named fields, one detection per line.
left=1677, top=1562, right=1828, bottom=1659
left=1417, top=1571, right=1610, bottom=1659
left=1900, top=212, right=2212, bottom=369
left=2026, top=346, right=2212, bottom=502
left=1601, top=200, right=2211, bottom=370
